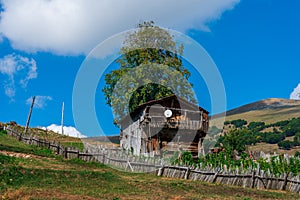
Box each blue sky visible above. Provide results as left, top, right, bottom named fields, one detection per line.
left=0, top=0, right=300, bottom=137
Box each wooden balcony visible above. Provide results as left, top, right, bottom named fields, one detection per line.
left=143, top=116, right=207, bottom=131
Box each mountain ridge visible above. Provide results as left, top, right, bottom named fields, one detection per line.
left=226, top=98, right=300, bottom=116
left=211, top=98, right=300, bottom=129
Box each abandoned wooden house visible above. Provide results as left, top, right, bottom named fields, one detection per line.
left=119, top=95, right=209, bottom=158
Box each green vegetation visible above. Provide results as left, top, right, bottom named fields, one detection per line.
left=229, top=119, right=248, bottom=128
left=174, top=149, right=300, bottom=177
left=0, top=130, right=54, bottom=158
left=62, top=141, right=84, bottom=151
left=1, top=128, right=298, bottom=199
left=219, top=117, right=300, bottom=152
left=103, top=21, right=195, bottom=123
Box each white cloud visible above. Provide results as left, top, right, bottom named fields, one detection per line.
left=40, top=124, right=87, bottom=138
left=290, top=84, right=300, bottom=100
left=0, top=54, right=38, bottom=100
left=0, top=0, right=240, bottom=55
left=26, top=95, right=52, bottom=109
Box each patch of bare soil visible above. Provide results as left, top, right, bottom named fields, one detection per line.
left=0, top=150, right=41, bottom=159
left=2, top=188, right=100, bottom=200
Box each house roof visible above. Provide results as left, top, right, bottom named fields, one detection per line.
left=118, top=94, right=209, bottom=126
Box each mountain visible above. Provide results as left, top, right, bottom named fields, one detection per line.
left=209, top=98, right=300, bottom=155
left=212, top=98, right=300, bottom=128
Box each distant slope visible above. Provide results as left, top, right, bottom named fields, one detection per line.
left=213, top=98, right=300, bottom=126
left=209, top=98, right=300, bottom=155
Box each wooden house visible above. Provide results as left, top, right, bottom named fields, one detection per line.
left=119, top=95, right=209, bottom=158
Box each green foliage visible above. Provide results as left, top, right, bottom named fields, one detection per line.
left=278, top=140, right=293, bottom=150
left=218, top=117, right=300, bottom=154
left=269, top=120, right=289, bottom=128
left=102, top=21, right=195, bottom=122
left=230, top=119, right=248, bottom=128
left=196, top=150, right=300, bottom=177
left=180, top=151, right=194, bottom=166
left=274, top=118, right=300, bottom=137
left=248, top=121, right=265, bottom=131
left=216, top=128, right=249, bottom=153
left=62, top=142, right=84, bottom=151
left=0, top=153, right=17, bottom=165
left=224, top=121, right=231, bottom=125
left=262, top=131, right=285, bottom=144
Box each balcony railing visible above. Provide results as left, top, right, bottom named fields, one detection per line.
left=143, top=116, right=207, bottom=131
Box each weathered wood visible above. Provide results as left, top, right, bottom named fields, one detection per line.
left=64, top=147, right=68, bottom=159
left=23, top=96, right=35, bottom=140
left=251, top=171, right=256, bottom=188
left=212, top=169, right=220, bottom=183
left=184, top=167, right=190, bottom=180
left=281, top=173, right=289, bottom=191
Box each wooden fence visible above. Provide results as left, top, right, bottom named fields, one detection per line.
left=3, top=126, right=300, bottom=194
left=158, top=165, right=300, bottom=193
left=4, top=126, right=163, bottom=172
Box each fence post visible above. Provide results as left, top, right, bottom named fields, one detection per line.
left=57, top=143, right=60, bottom=155
left=64, top=147, right=68, bottom=159
left=212, top=169, right=220, bottom=183
left=251, top=171, right=256, bottom=188
left=281, top=173, right=289, bottom=191
left=77, top=150, right=80, bottom=159
left=158, top=166, right=164, bottom=176
left=184, top=167, right=191, bottom=180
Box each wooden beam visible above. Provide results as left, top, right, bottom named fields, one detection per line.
left=21, top=96, right=35, bottom=140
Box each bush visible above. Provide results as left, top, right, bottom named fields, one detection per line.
left=180, top=151, right=194, bottom=166
left=278, top=140, right=293, bottom=150
left=248, top=121, right=265, bottom=131
left=262, top=132, right=285, bottom=144
left=284, top=128, right=297, bottom=137
left=230, top=119, right=247, bottom=128
left=224, top=121, right=231, bottom=125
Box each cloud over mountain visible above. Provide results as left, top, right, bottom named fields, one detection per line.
left=290, top=84, right=300, bottom=100
left=0, top=0, right=240, bottom=55
left=40, top=124, right=87, bottom=138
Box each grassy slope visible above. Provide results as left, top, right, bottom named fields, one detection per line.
left=1, top=131, right=299, bottom=200
left=211, top=99, right=300, bottom=129
left=209, top=99, right=300, bottom=155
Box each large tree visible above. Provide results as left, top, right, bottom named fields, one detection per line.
left=103, top=21, right=195, bottom=123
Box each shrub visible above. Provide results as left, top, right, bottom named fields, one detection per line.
left=262, top=132, right=285, bottom=144
left=230, top=119, right=247, bottom=128
left=248, top=121, right=265, bottom=131
left=278, top=140, right=293, bottom=150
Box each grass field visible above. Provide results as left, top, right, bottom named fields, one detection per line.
left=1, top=131, right=299, bottom=199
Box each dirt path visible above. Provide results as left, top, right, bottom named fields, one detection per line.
left=0, top=150, right=42, bottom=159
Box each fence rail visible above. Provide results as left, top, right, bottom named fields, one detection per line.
left=3, top=126, right=300, bottom=194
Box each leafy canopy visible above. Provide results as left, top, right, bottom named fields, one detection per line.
left=102, top=21, right=195, bottom=123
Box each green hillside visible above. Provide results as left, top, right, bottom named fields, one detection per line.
left=209, top=98, right=300, bottom=155
left=213, top=98, right=300, bottom=127
left=1, top=130, right=298, bottom=199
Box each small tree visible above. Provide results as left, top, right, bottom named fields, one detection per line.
left=278, top=140, right=293, bottom=150
left=216, top=128, right=247, bottom=154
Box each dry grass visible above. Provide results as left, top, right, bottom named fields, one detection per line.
left=247, top=143, right=300, bottom=155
